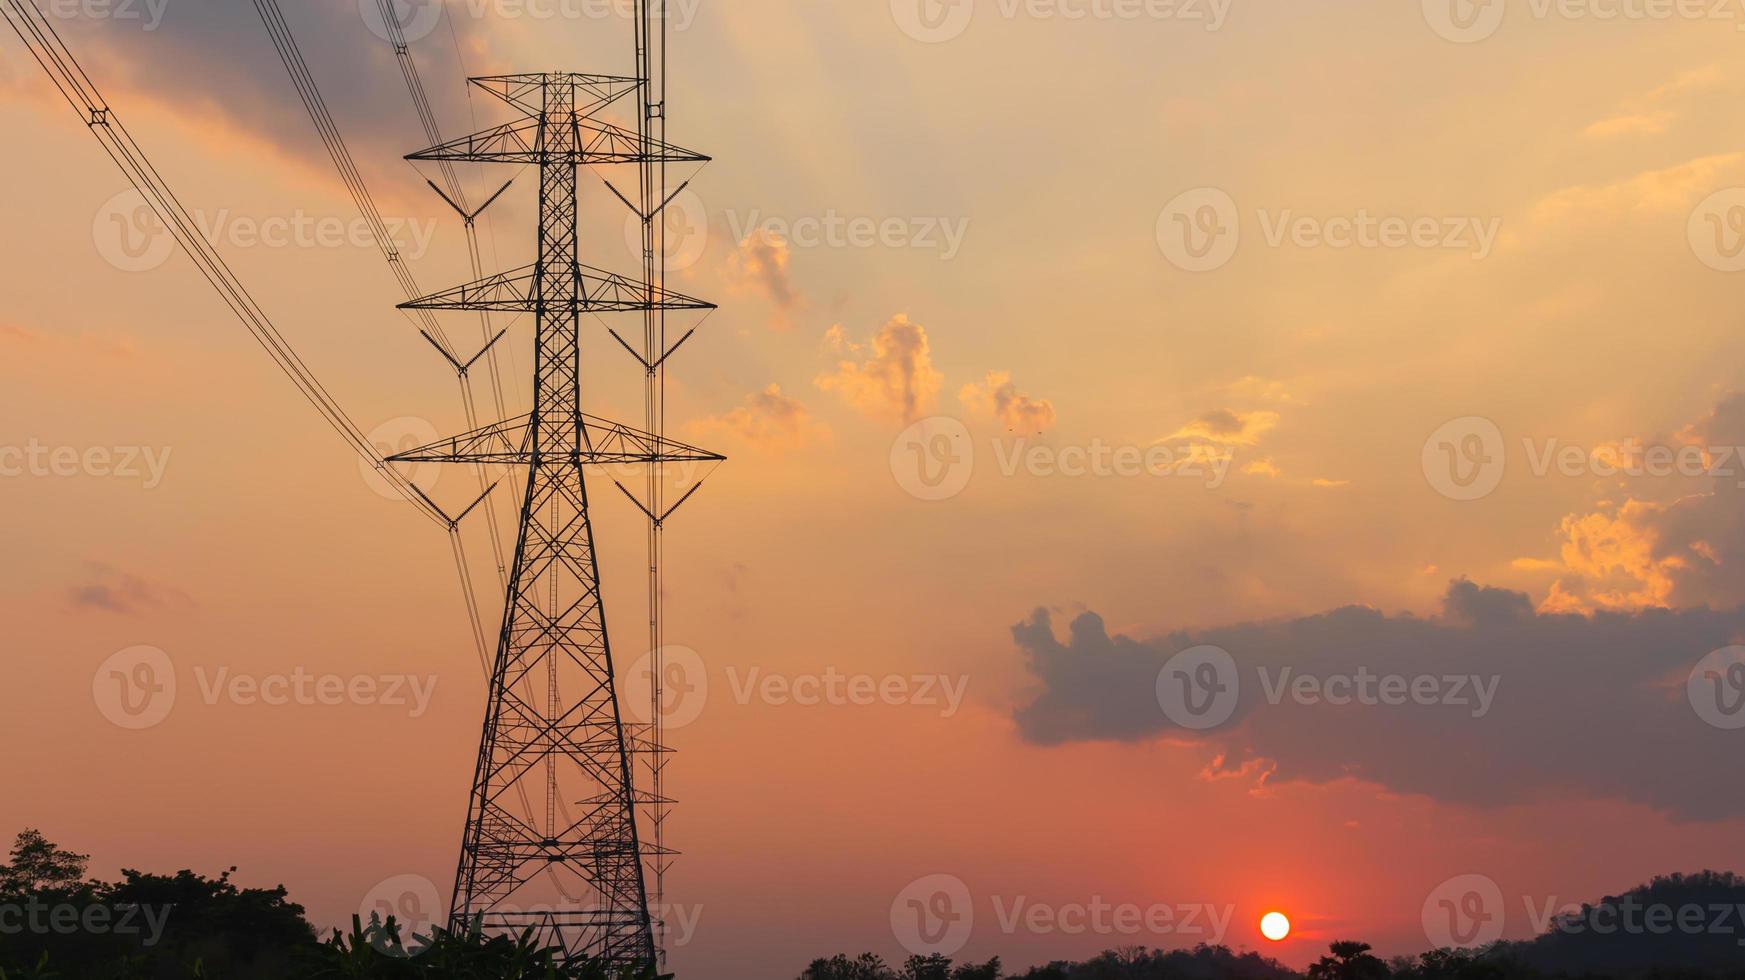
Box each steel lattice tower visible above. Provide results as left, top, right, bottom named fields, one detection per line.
left=388, top=71, right=717, bottom=968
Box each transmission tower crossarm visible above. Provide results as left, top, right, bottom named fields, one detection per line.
left=387, top=413, right=724, bottom=467
left=398, top=264, right=715, bottom=313
left=408, top=116, right=708, bottom=166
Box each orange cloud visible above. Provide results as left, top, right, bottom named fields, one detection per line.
left=725, top=230, right=798, bottom=318
left=814, top=315, right=943, bottom=424
left=958, top=371, right=1056, bottom=433
left=1164, top=409, right=1278, bottom=447
left=692, top=384, right=829, bottom=453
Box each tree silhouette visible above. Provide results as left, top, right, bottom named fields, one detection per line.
left=0, top=829, right=87, bottom=896
left=1307, top=941, right=1389, bottom=980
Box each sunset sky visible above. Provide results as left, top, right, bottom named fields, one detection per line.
left=4, top=0, right=1745, bottom=975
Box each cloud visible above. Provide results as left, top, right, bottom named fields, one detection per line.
left=692, top=384, right=829, bottom=452
left=958, top=371, right=1057, bottom=432
left=68, top=565, right=188, bottom=616
left=1011, top=580, right=1745, bottom=821
left=1148, top=409, right=1278, bottom=476
left=1222, top=376, right=1297, bottom=404
left=814, top=315, right=943, bottom=423
left=1584, top=65, right=1726, bottom=140
left=1164, top=409, right=1278, bottom=447
left=5, top=0, right=480, bottom=185
left=1583, top=113, right=1673, bottom=139
left=1533, top=152, right=1745, bottom=222
left=1539, top=394, right=1745, bottom=613
left=725, top=230, right=799, bottom=319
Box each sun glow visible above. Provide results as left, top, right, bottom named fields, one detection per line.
left=1260, top=911, right=1291, bottom=942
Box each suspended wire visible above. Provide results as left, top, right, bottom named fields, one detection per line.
left=251, top=0, right=529, bottom=675
left=359, top=0, right=523, bottom=592
left=251, top=0, right=456, bottom=356
left=0, top=0, right=447, bottom=528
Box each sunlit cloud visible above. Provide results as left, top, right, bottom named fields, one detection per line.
left=1536, top=395, right=1745, bottom=613
left=1164, top=409, right=1279, bottom=447
left=1533, top=152, right=1745, bottom=221
left=814, top=314, right=943, bottom=424
left=1584, top=65, right=1726, bottom=140
left=958, top=370, right=1057, bottom=433
left=725, top=230, right=799, bottom=322
left=691, top=383, right=829, bottom=453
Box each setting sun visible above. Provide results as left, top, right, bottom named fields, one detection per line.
left=1260, top=911, right=1291, bottom=942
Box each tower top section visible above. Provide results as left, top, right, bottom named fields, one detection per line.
left=404, top=72, right=708, bottom=166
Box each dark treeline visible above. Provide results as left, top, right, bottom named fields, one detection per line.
left=0, top=828, right=667, bottom=979
left=801, top=872, right=1745, bottom=980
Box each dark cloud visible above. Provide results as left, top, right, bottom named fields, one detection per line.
left=68, top=564, right=188, bottom=615
left=29, top=0, right=483, bottom=183
left=1012, top=581, right=1745, bottom=821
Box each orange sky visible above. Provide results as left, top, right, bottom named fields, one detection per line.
left=4, top=1, right=1745, bottom=975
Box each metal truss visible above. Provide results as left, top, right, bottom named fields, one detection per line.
left=392, top=72, right=716, bottom=972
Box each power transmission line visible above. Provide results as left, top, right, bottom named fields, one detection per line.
left=0, top=0, right=448, bottom=528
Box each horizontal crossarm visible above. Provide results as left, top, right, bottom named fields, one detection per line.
left=398, top=265, right=715, bottom=314
left=386, top=413, right=726, bottom=466
left=407, top=116, right=708, bottom=165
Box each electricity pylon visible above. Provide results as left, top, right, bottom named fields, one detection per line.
left=388, top=72, right=718, bottom=967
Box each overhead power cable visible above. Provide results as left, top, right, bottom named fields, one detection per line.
left=0, top=0, right=447, bottom=528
